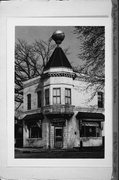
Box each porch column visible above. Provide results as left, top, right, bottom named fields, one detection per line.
left=63, top=120, right=67, bottom=149
left=23, top=121, right=29, bottom=147
left=50, top=124, right=54, bottom=149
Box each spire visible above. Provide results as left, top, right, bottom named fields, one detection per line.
left=44, top=30, right=72, bottom=71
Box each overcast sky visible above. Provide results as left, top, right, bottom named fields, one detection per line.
left=15, top=26, right=82, bottom=67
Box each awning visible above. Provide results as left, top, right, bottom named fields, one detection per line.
left=23, top=113, right=44, bottom=121
left=76, top=112, right=104, bottom=120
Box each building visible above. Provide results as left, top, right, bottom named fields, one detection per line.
left=21, top=30, right=104, bottom=149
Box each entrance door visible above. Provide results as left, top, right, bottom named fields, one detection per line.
left=54, top=127, right=63, bottom=149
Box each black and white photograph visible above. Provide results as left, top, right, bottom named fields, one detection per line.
left=0, top=1, right=114, bottom=180
left=15, top=26, right=105, bottom=159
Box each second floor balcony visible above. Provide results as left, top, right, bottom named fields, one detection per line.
left=42, top=104, right=75, bottom=115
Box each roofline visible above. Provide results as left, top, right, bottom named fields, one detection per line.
left=23, top=76, right=40, bottom=85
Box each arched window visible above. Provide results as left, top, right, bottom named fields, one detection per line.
left=27, top=94, right=31, bottom=110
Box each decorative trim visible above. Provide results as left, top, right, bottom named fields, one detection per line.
left=42, top=72, right=76, bottom=79
left=43, top=83, right=73, bottom=88
left=51, top=118, right=66, bottom=126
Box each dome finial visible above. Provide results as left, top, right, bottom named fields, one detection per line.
left=52, top=30, right=65, bottom=46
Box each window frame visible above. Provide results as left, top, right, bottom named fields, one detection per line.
left=37, top=90, right=42, bottom=108
left=98, top=91, right=104, bottom=108
left=80, top=122, right=101, bottom=138
left=27, top=94, right=31, bottom=110
left=53, top=88, right=61, bottom=105
left=45, top=88, right=50, bottom=105
left=65, top=88, right=71, bottom=105
left=29, top=124, right=42, bottom=139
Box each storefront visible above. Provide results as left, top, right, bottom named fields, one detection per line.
left=76, top=112, right=105, bottom=147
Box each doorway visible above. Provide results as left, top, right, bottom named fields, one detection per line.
left=54, top=127, right=63, bottom=149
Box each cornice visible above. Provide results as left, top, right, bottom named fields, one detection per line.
left=42, top=71, right=76, bottom=79
left=23, top=78, right=40, bottom=88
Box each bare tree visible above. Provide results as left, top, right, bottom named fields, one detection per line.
left=74, top=26, right=105, bottom=100
left=15, top=38, right=56, bottom=110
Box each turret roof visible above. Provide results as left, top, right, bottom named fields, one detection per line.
left=44, top=47, right=72, bottom=71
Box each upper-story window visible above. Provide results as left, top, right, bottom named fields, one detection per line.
left=37, top=91, right=41, bottom=108
left=53, top=88, right=61, bottom=104
left=45, top=88, right=49, bottom=105
left=65, top=88, right=71, bottom=105
left=27, top=94, right=31, bottom=110
left=98, top=92, right=104, bottom=108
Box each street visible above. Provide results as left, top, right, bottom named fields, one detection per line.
left=15, top=147, right=104, bottom=158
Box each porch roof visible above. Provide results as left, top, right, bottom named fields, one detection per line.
left=76, top=112, right=104, bottom=120
left=23, top=113, right=44, bottom=121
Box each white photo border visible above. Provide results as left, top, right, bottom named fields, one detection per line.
left=7, top=17, right=112, bottom=167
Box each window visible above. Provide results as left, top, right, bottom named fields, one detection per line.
left=27, top=94, right=31, bottom=110
left=53, top=88, right=61, bottom=104
left=37, top=91, right=41, bottom=108
left=98, top=92, right=104, bottom=108
left=29, top=120, right=42, bottom=138
left=65, top=88, right=71, bottom=104
left=80, top=122, right=100, bottom=137
left=45, top=88, right=49, bottom=105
